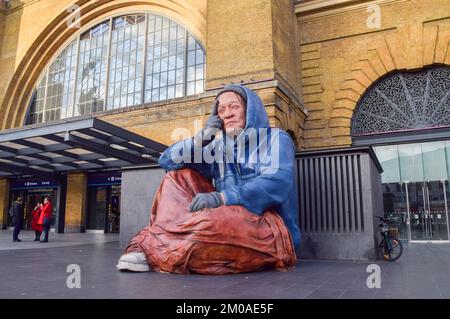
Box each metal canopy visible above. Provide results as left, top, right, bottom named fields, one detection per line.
left=0, top=117, right=167, bottom=178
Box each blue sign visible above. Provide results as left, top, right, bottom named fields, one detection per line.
left=10, top=179, right=59, bottom=190
left=87, top=172, right=122, bottom=186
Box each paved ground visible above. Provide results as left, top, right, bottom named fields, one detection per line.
left=0, top=229, right=119, bottom=251
left=1, top=230, right=450, bottom=299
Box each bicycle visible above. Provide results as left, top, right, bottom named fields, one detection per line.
left=377, top=216, right=403, bottom=262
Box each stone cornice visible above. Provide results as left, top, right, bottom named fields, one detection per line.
left=295, top=0, right=409, bottom=22
left=1, top=0, right=41, bottom=14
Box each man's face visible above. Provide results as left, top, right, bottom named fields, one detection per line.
left=217, top=92, right=246, bottom=134
left=44, top=198, right=48, bottom=204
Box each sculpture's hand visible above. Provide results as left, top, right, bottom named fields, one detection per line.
left=189, top=192, right=224, bottom=212
left=193, top=115, right=223, bottom=148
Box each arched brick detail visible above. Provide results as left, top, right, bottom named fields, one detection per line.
left=330, top=23, right=450, bottom=145
left=0, top=0, right=206, bottom=130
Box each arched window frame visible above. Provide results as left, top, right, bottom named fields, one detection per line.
left=352, top=65, right=450, bottom=146
left=25, top=11, right=206, bottom=125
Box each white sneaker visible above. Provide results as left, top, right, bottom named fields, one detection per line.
left=116, top=252, right=151, bottom=272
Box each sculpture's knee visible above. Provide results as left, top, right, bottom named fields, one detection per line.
left=165, top=168, right=213, bottom=193
left=167, top=168, right=202, bottom=180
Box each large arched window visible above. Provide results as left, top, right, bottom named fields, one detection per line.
left=25, top=13, right=206, bottom=125
left=352, top=66, right=450, bottom=137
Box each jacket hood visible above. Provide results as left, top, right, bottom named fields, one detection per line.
left=212, top=84, right=269, bottom=130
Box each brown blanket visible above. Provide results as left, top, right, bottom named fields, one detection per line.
left=125, top=168, right=297, bottom=275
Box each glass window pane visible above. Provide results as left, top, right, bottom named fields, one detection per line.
left=195, top=80, right=204, bottom=94
left=167, top=85, right=175, bottom=99
left=170, top=28, right=177, bottom=41
left=168, top=56, right=176, bottom=70
left=398, top=143, right=424, bottom=183
left=187, top=66, right=195, bottom=82
left=152, top=73, right=160, bottom=87
left=27, top=13, right=207, bottom=123
left=176, top=84, right=183, bottom=98
left=160, top=73, right=168, bottom=87
left=161, top=43, right=169, bottom=57
left=108, top=15, right=145, bottom=108
left=422, top=141, right=448, bottom=181
left=195, top=65, right=204, bottom=80
left=161, top=57, right=168, bottom=72
left=152, top=89, right=159, bottom=102
left=160, top=87, right=167, bottom=100
left=177, top=25, right=185, bottom=39
left=188, top=35, right=195, bottom=50
left=176, top=69, right=184, bottom=84
left=196, top=49, right=204, bottom=64
left=187, top=81, right=195, bottom=95
left=374, top=145, right=400, bottom=183
left=188, top=51, right=195, bottom=66
left=144, top=90, right=151, bottom=103
left=168, top=70, right=175, bottom=85
left=162, top=29, right=169, bottom=43
left=156, top=17, right=163, bottom=30
left=176, top=54, right=184, bottom=68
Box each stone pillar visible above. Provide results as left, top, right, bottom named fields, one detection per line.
left=64, top=172, right=87, bottom=233
left=0, top=178, right=10, bottom=229
left=206, top=0, right=306, bottom=148
left=206, top=0, right=303, bottom=102
left=119, top=166, right=166, bottom=248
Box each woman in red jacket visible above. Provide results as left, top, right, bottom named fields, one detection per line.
left=31, top=202, right=43, bottom=241
left=40, top=197, right=53, bottom=243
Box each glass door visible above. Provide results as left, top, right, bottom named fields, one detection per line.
left=425, top=181, right=449, bottom=240
left=383, top=183, right=408, bottom=241
left=406, top=182, right=425, bottom=240
left=87, top=185, right=121, bottom=233
left=87, top=187, right=107, bottom=231
left=408, top=181, right=449, bottom=241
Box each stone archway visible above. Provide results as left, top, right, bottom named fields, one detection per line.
left=328, top=23, right=450, bottom=145
left=352, top=66, right=450, bottom=137
left=0, top=0, right=206, bottom=130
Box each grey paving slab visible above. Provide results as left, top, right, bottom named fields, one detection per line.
left=1, top=230, right=450, bottom=298
left=0, top=230, right=118, bottom=251
left=305, top=289, right=345, bottom=299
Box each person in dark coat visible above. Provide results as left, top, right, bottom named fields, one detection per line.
left=40, top=197, right=53, bottom=243
left=12, top=197, right=23, bottom=242
left=31, top=202, right=43, bottom=241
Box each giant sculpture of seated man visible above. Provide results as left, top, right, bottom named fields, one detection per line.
left=117, top=84, right=301, bottom=274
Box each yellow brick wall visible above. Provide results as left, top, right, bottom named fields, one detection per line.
left=4, top=1, right=447, bottom=154
left=64, top=172, right=87, bottom=233
left=0, top=0, right=306, bottom=149
left=297, top=0, right=450, bottom=149
left=0, top=178, right=10, bottom=229
left=0, top=0, right=207, bottom=130
left=206, top=0, right=303, bottom=100
left=99, top=83, right=306, bottom=149
left=206, top=0, right=275, bottom=88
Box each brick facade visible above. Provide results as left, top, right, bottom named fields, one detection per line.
left=0, top=0, right=449, bottom=230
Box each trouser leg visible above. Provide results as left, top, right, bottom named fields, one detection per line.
left=42, top=218, right=50, bottom=241
left=13, top=219, right=21, bottom=240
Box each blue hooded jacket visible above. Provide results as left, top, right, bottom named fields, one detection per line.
left=158, top=85, right=301, bottom=250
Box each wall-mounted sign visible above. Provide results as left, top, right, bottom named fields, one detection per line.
left=10, top=179, right=59, bottom=190
left=87, top=172, right=122, bottom=186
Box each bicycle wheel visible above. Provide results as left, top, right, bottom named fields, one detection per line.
left=380, top=237, right=403, bottom=262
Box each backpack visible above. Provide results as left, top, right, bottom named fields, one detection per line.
left=8, top=205, right=14, bottom=217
